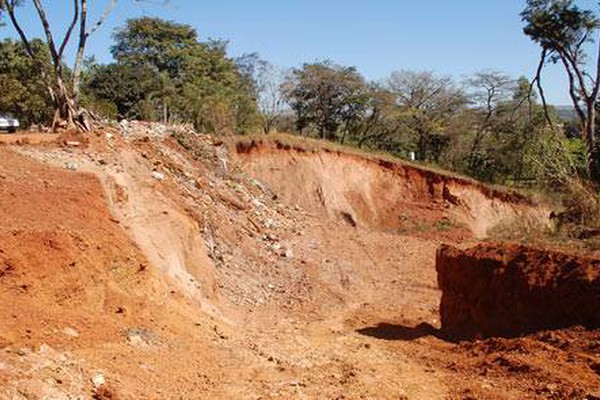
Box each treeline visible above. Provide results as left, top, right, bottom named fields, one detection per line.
left=0, top=16, right=586, bottom=186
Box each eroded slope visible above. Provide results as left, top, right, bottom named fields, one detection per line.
left=232, top=137, right=549, bottom=239
left=0, top=127, right=598, bottom=399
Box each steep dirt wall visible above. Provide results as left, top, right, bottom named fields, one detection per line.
left=436, top=243, right=600, bottom=340
left=232, top=139, right=549, bottom=239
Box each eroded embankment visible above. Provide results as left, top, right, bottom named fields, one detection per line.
left=437, top=243, right=600, bottom=340
left=232, top=138, right=549, bottom=239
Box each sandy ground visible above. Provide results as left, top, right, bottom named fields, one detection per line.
left=0, top=132, right=57, bottom=145
left=0, top=126, right=598, bottom=399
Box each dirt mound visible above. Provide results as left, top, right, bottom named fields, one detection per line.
left=232, top=137, right=549, bottom=239
left=437, top=243, right=600, bottom=340
left=0, top=147, right=229, bottom=398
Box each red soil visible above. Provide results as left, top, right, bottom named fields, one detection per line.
left=437, top=243, right=600, bottom=340
left=0, top=130, right=597, bottom=399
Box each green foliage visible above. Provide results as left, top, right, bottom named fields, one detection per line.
left=83, top=62, right=156, bottom=119
left=385, top=70, right=467, bottom=162
left=85, top=17, right=259, bottom=134
left=522, top=0, right=598, bottom=53
left=0, top=38, right=54, bottom=127
left=283, top=61, right=370, bottom=140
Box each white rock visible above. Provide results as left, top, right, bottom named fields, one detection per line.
left=63, top=327, right=79, bottom=338
left=152, top=171, right=165, bottom=181
left=91, top=372, right=105, bottom=388
left=64, top=162, right=78, bottom=171
left=251, top=198, right=263, bottom=208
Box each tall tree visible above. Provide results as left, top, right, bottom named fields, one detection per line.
left=386, top=70, right=466, bottom=161
left=283, top=61, right=369, bottom=141
left=236, top=53, right=288, bottom=134
left=0, top=0, right=118, bottom=130
left=97, top=17, right=258, bottom=134
left=522, top=0, right=600, bottom=182
left=0, top=38, right=54, bottom=126
left=464, top=71, right=515, bottom=169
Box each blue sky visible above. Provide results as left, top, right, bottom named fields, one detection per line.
left=1, top=0, right=593, bottom=105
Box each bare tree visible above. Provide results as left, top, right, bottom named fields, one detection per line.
left=464, top=71, right=515, bottom=168
left=522, top=0, right=600, bottom=182
left=235, top=53, right=288, bottom=134
left=256, top=63, right=287, bottom=134
left=1, top=0, right=117, bottom=131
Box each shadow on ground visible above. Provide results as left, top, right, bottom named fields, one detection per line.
left=356, top=322, right=440, bottom=341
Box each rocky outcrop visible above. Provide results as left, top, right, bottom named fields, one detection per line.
left=436, top=243, right=600, bottom=340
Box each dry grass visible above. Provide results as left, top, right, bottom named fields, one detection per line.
left=486, top=178, right=600, bottom=254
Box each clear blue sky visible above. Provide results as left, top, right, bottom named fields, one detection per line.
left=1, top=0, right=593, bottom=105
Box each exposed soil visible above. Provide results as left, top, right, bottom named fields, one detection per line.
left=0, top=132, right=58, bottom=145
left=0, top=126, right=598, bottom=399
left=232, top=137, right=549, bottom=240
left=437, top=243, right=600, bottom=340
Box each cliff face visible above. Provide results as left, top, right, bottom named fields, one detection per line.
left=233, top=138, right=549, bottom=239
left=436, top=243, right=600, bottom=340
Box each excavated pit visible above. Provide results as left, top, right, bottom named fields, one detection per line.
left=232, top=138, right=549, bottom=239
left=437, top=243, right=600, bottom=340
left=4, top=130, right=599, bottom=398
left=232, top=138, right=600, bottom=342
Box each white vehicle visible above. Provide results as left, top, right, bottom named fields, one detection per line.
left=0, top=113, right=19, bottom=133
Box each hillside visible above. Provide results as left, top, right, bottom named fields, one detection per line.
left=0, top=124, right=598, bottom=399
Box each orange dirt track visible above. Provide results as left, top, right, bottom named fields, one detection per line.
left=0, top=127, right=598, bottom=399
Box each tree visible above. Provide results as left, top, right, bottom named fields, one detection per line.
left=0, top=38, right=54, bottom=126
left=1, top=0, right=118, bottom=130
left=283, top=61, right=369, bottom=141
left=94, top=17, right=258, bottom=134
left=346, top=85, right=403, bottom=150
left=386, top=70, right=466, bottom=161
left=464, top=71, right=515, bottom=169
left=236, top=53, right=288, bottom=134
left=522, top=0, right=600, bottom=182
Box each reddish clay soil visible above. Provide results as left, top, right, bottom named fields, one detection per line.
left=0, top=127, right=598, bottom=399
left=0, top=132, right=58, bottom=145
left=437, top=243, right=600, bottom=340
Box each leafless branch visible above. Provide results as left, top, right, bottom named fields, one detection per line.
left=5, top=0, right=34, bottom=57
left=59, top=0, right=79, bottom=58
left=87, top=0, right=116, bottom=37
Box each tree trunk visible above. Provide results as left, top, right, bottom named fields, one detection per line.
left=467, top=130, right=485, bottom=170
left=418, top=130, right=427, bottom=161
left=585, top=102, right=600, bottom=183
left=72, top=1, right=87, bottom=105
left=52, top=75, right=78, bottom=130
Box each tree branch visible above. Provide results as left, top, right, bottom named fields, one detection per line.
left=5, top=0, right=34, bottom=58
left=534, top=62, right=553, bottom=128
left=560, top=55, right=587, bottom=128
left=32, top=0, right=62, bottom=73
left=557, top=45, right=591, bottom=101
left=87, top=0, right=116, bottom=37
left=72, top=0, right=87, bottom=102
left=58, top=0, right=79, bottom=58
left=591, top=28, right=600, bottom=100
